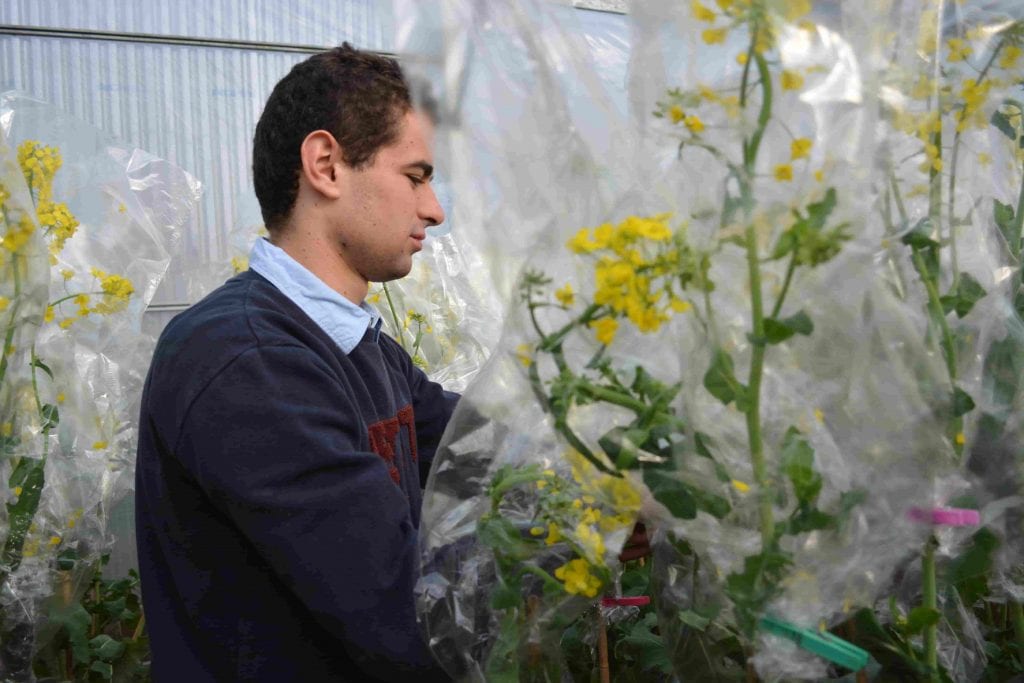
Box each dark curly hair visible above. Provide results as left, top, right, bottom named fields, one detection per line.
left=253, top=43, right=417, bottom=231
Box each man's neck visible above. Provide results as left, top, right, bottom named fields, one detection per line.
left=268, top=229, right=368, bottom=304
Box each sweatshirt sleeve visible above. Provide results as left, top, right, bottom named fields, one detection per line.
left=177, top=343, right=449, bottom=681
left=406, top=361, right=460, bottom=486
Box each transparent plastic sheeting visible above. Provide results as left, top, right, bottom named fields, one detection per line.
left=0, top=91, right=199, bottom=677
left=397, top=0, right=1024, bottom=680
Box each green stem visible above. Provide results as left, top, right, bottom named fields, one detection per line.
left=381, top=282, right=407, bottom=351
left=769, top=254, right=797, bottom=320
left=912, top=249, right=957, bottom=382
left=744, top=52, right=774, bottom=174
left=0, top=253, right=24, bottom=388
left=745, top=223, right=773, bottom=547
left=738, top=30, right=776, bottom=550
left=0, top=356, right=51, bottom=590
left=922, top=537, right=938, bottom=682
left=1012, top=164, right=1024, bottom=262
left=48, top=289, right=103, bottom=309
left=1010, top=601, right=1024, bottom=658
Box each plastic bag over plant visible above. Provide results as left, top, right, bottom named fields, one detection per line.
left=0, top=91, right=200, bottom=678
left=398, top=0, right=1024, bottom=679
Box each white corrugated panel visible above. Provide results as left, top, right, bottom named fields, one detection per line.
left=1, top=33, right=312, bottom=305
left=0, top=0, right=393, bottom=51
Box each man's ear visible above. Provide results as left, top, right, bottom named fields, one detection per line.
left=299, top=130, right=343, bottom=200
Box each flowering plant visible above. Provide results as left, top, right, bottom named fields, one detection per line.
left=405, top=0, right=1024, bottom=678
left=0, top=93, right=197, bottom=679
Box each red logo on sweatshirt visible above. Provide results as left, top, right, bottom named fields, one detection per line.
left=367, top=405, right=418, bottom=484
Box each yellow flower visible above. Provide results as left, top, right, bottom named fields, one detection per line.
left=691, top=1, right=717, bottom=21
left=702, top=28, right=728, bottom=45
left=554, top=558, right=603, bottom=598
left=814, top=408, right=824, bottom=423
left=790, top=137, right=813, bottom=160
left=49, top=536, right=62, bottom=547
left=784, top=0, right=812, bottom=21
left=781, top=70, right=805, bottom=91
left=0, top=297, right=8, bottom=312
left=698, top=84, right=719, bottom=102
left=684, top=114, right=705, bottom=134
left=978, top=152, right=991, bottom=167
left=736, top=52, right=748, bottom=66
left=231, top=256, right=249, bottom=273
left=56, top=392, right=65, bottom=404
left=88, top=269, right=134, bottom=314
left=13, top=486, right=22, bottom=497
left=529, top=526, right=544, bottom=537
left=669, top=104, right=685, bottom=124
left=669, top=297, right=691, bottom=313
left=589, top=317, right=618, bottom=345
left=575, top=522, right=606, bottom=564
left=59, top=318, right=74, bottom=330
left=999, top=45, right=1022, bottom=70
left=555, top=283, right=575, bottom=307
left=515, top=343, right=533, bottom=367
left=731, top=479, right=750, bottom=493
left=814, top=169, right=825, bottom=183
left=946, top=38, right=971, bottom=63
left=60, top=268, right=74, bottom=280
left=545, top=522, right=563, bottom=546
left=774, top=164, right=794, bottom=181
left=955, top=432, right=965, bottom=446
left=43, top=306, right=54, bottom=323
left=92, top=440, right=108, bottom=450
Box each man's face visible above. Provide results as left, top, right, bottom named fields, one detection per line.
left=332, top=109, right=445, bottom=284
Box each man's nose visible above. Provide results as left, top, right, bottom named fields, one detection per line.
left=420, top=185, right=445, bottom=227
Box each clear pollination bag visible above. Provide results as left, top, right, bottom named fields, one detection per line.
left=397, top=0, right=1024, bottom=680
left=0, top=91, right=199, bottom=679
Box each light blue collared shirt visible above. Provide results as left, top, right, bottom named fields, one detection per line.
left=248, top=237, right=381, bottom=354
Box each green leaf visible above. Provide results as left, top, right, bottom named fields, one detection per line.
left=992, top=109, right=1019, bottom=142
left=91, top=633, right=126, bottom=661
left=490, top=573, right=521, bottom=610
left=904, top=606, right=941, bottom=636
left=678, top=609, right=711, bottom=631
left=947, top=527, right=999, bottom=606
left=622, top=613, right=674, bottom=674
left=90, top=660, right=114, bottom=679
left=40, top=403, right=59, bottom=431
left=30, top=357, right=53, bottom=380
left=951, top=386, right=976, bottom=418
left=598, top=426, right=650, bottom=470
left=763, top=311, right=814, bottom=344
left=901, top=218, right=939, bottom=250
left=50, top=603, right=92, bottom=664
left=477, top=516, right=531, bottom=560
left=643, top=468, right=696, bottom=520
left=941, top=274, right=986, bottom=318
left=994, top=200, right=1017, bottom=250
left=703, top=349, right=747, bottom=409
left=785, top=506, right=834, bottom=534
left=693, top=431, right=713, bottom=458
left=770, top=229, right=797, bottom=260
left=725, top=546, right=792, bottom=635
left=780, top=427, right=822, bottom=505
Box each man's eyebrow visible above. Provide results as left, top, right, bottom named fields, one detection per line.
left=404, top=161, right=434, bottom=179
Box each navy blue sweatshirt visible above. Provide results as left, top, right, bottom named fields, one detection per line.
left=135, top=270, right=457, bottom=681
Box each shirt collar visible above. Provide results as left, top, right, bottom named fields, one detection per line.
left=248, top=237, right=381, bottom=354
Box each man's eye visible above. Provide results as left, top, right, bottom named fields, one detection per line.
left=407, top=175, right=425, bottom=186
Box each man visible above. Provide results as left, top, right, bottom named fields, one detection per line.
left=135, top=44, right=456, bottom=681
